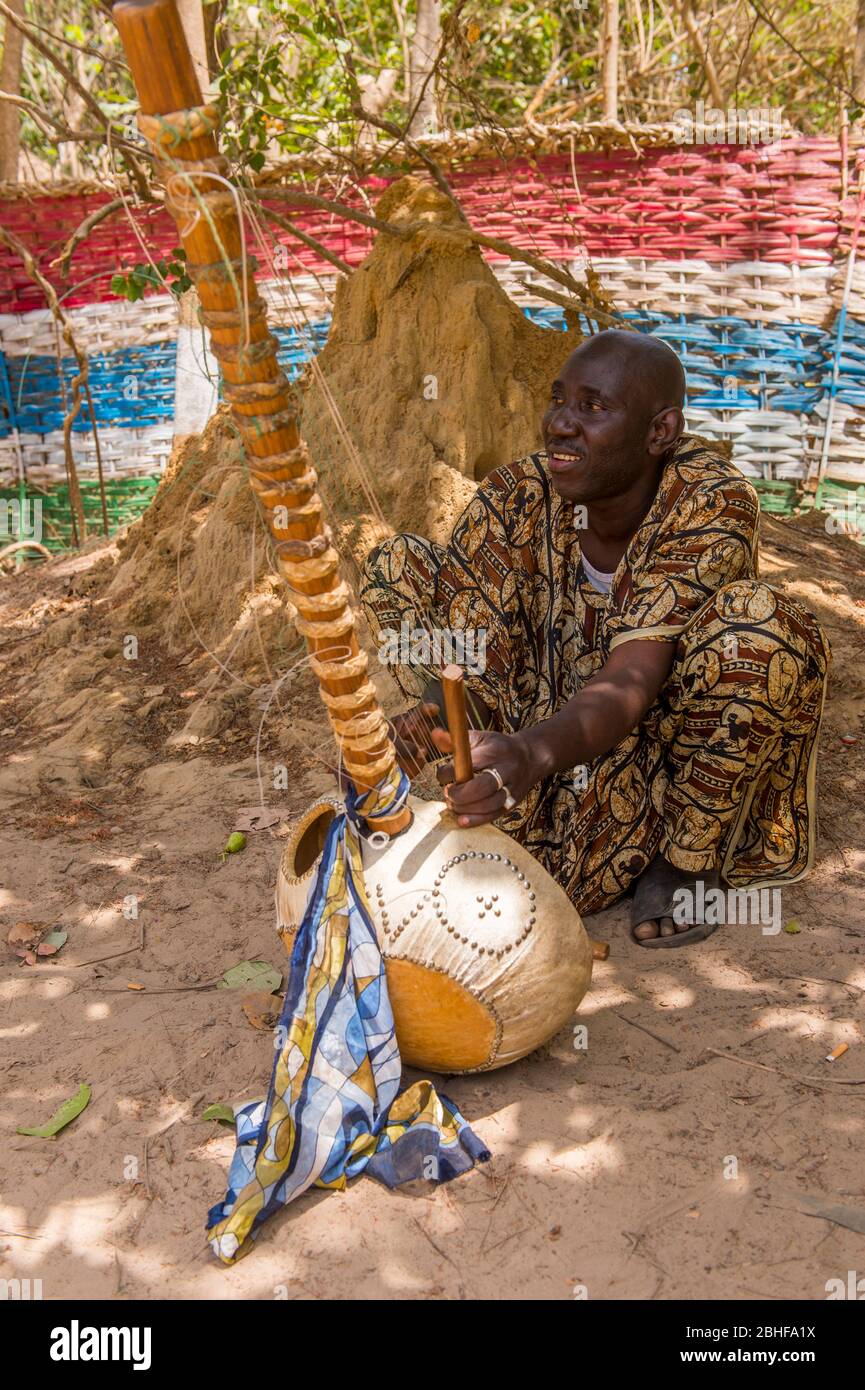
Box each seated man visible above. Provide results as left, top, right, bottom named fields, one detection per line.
left=359, top=330, right=829, bottom=946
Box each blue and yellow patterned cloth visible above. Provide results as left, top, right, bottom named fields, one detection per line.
left=207, top=767, right=489, bottom=1264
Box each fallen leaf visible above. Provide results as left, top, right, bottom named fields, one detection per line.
left=36, top=929, right=68, bottom=958
left=202, top=1103, right=235, bottom=1126
left=7, top=921, right=44, bottom=951
left=217, top=960, right=282, bottom=993
left=784, top=920, right=801, bottom=934
left=126, top=982, right=145, bottom=991
left=233, top=807, right=287, bottom=833
left=784, top=1190, right=865, bottom=1236
left=16, top=1083, right=91, bottom=1139
left=241, top=991, right=282, bottom=1031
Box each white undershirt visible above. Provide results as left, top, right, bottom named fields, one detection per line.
left=581, top=553, right=616, bottom=594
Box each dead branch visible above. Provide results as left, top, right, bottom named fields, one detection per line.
left=258, top=185, right=408, bottom=239
left=254, top=176, right=597, bottom=309
left=519, top=277, right=630, bottom=330
left=0, top=89, right=103, bottom=143
left=255, top=204, right=354, bottom=276
left=52, top=197, right=125, bottom=278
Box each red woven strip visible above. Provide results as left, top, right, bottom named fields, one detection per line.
left=0, top=136, right=847, bottom=311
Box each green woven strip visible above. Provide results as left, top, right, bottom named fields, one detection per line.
left=0, top=477, right=161, bottom=557
left=3, top=475, right=861, bottom=562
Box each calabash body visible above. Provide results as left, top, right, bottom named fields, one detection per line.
left=276, top=794, right=593, bottom=1073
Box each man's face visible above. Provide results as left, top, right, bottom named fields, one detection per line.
left=540, top=347, right=655, bottom=504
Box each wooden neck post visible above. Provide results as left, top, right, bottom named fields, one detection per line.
left=112, top=0, right=410, bottom=833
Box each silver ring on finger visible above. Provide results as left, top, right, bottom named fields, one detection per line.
left=484, top=766, right=506, bottom=794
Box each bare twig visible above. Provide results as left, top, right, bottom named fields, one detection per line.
left=613, top=1010, right=681, bottom=1053
left=0, top=89, right=103, bottom=144
left=93, top=980, right=220, bottom=994
left=255, top=204, right=353, bottom=276
left=676, top=0, right=724, bottom=106
left=777, top=973, right=865, bottom=997
left=705, top=1046, right=865, bottom=1091
left=74, top=917, right=144, bottom=969
left=742, top=0, right=856, bottom=102
left=324, top=0, right=466, bottom=220
left=517, top=277, right=629, bottom=330
left=258, top=184, right=409, bottom=238
left=52, top=198, right=125, bottom=278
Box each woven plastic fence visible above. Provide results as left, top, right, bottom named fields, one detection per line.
left=2, top=136, right=864, bottom=552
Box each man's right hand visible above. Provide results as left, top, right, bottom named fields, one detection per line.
left=388, top=702, right=442, bottom=777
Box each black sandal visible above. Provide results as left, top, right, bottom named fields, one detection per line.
left=630, top=857, right=723, bottom=949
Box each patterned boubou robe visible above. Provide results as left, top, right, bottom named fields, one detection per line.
left=359, top=435, right=830, bottom=915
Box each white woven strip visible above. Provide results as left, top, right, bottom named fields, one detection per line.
left=258, top=275, right=339, bottom=325
left=806, top=400, right=865, bottom=482
left=0, top=422, right=173, bottom=486
left=0, top=273, right=340, bottom=360
left=0, top=296, right=178, bottom=359
left=506, top=257, right=835, bottom=325
left=684, top=406, right=811, bottom=480
left=0, top=255, right=840, bottom=363
left=834, top=260, right=865, bottom=318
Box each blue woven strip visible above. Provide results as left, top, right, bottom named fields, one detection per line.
left=519, top=307, right=861, bottom=416
left=2, top=307, right=863, bottom=441
left=0, top=321, right=331, bottom=437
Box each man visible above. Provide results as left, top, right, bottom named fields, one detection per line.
left=359, top=330, right=829, bottom=946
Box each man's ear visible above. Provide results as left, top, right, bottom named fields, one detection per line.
left=647, top=406, right=683, bottom=456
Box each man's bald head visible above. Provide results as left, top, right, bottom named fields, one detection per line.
left=568, top=329, right=685, bottom=421
left=540, top=328, right=686, bottom=505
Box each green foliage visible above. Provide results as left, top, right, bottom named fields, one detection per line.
left=214, top=0, right=407, bottom=165
left=110, top=249, right=192, bottom=302
left=9, top=0, right=865, bottom=183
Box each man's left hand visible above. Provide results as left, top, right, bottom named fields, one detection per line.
left=430, top=726, right=541, bottom=827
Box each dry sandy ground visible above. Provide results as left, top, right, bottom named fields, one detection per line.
left=1, top=515, right=864, bottom=1301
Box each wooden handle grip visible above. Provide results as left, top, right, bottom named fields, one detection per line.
left=440, top=664, right=473, bottom=785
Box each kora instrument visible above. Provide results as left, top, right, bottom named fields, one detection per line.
left=114, top=0, right=595, bottom=1079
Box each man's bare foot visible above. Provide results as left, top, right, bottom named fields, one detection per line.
left=631, top=853, right=722, bottom=948
left=633, top=915, right=683, bottom=941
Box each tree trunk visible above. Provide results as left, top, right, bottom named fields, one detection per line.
left=175, top=0, right=209, bottom=97
left=602, top=0, right=619, bottom=122
left=855, top=0, right=865, bottom=105
left=358, top=66, right=398, bottom=149
left=408, top=0, right=441, bottom=137
left=679, top=1, right=724, bottom=108
left=203, top=0, right=227, bottom=80
left=173, top=1, right=210, bottom=450
left=0, top=0, right=25, bottom=183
